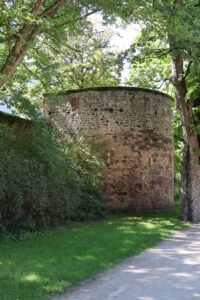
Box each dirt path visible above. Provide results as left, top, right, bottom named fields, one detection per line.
left=52, top=224, right=200, bottom=300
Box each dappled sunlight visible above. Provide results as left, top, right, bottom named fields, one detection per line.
left=139, top=297, right=154, bottom=300
left=183, top=259, right=200, bottom=266
left=172, top=272, right=193, bottom=278
left=123, top=267, right=150, bottom=274
left=44, top=280, right=71, bottom=294
left=137, top=223, right=157, bottom=229
left=0, top=207, right=188, bottom=300
left=116, top=225, right=138, bottom=233
left=121, top=239, right=136, bottom=246
left=73, top=254, right=96, bottom=262
left=100, top=224, right=199, bottom=300
left=22, top=273, right=41, bottom=283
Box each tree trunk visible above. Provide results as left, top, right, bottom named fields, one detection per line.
left=171, top=55, right=200, bottom=221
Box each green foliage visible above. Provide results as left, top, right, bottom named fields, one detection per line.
left=31, top=23, right=122, bottom=89
left=0, top=121, right=105, bottom=236
left=58, top=135, right=106, bottom=221
left=172, top=112, right=184, bottom=200
left=0, top=0, right=107, bottom=85
left=15, top=23, right=122, bottom=114
left=0, top=4, right=122, bottom=115
left=127, top=36, right=173, bottom=95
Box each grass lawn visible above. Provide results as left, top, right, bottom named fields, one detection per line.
left=0, top=202, right=189, bottom=300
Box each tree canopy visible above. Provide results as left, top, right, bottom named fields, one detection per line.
left=0, top=1, right=123, bottom=116
left=121, top=0, right=200, bottom=220
left=0, top=0, right=118, bottom=89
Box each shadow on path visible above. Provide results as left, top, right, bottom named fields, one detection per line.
left=52, top=224, right=200, bottom=300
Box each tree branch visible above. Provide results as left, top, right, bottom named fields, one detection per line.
left=49, top=8, right=101, bottom=29
left=40, top=0, right=67, bottom=18
left=183, top=61, right=192, bottom=80
left=0, top=0, right=68, bottom=88
left=45, top=33, right=84, bottom=53
left=158, top=78, right=170, bottom=89
left=22, top=62, right=48, bottom=90
left=0, top=0, right=12, bottom=53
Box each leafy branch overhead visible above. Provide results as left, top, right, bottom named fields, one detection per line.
left=2, top=22, right=122, bottom=117
left=0, top=0, right=104, bottom=88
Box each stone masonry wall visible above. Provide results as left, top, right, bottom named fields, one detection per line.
left=44, top=87, right=174, bottom=212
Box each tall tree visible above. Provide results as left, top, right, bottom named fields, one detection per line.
left=116, top=0, right=200, bottom=220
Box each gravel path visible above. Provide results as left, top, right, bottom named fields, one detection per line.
left=52, top=224, right=200, bottom=300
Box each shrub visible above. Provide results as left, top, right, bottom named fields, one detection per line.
left=0, top=120, right=105, bottom=236
left=59, top=136, right=106, bottom=220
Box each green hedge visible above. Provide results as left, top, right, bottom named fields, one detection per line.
left=0, top=121, right=105, bottom=237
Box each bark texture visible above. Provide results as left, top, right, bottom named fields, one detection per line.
left=171, top=56, right=200, bottom=221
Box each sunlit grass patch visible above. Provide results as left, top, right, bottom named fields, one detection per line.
left=0, top=201, right=189, bottom=300
left=22, top=273, right=41, bottom=283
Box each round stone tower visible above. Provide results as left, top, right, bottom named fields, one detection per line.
left=44, top=87, right=174, bottom=212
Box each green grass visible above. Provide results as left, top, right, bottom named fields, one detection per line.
left=0, top=202, right=189, bottom=300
